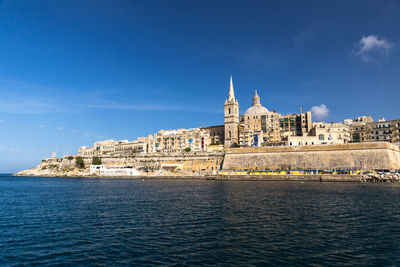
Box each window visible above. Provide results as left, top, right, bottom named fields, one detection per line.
left=229, top=107, right=231, bottom=114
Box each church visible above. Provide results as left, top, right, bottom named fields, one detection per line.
left=222, top=76, right=308, bottom=148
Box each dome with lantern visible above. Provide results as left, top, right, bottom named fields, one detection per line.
left=244, top=90, right=269, bottom=115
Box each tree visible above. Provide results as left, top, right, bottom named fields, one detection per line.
left=92, top=157, right=102, bottom=165
left=184, top=147, right=191, bottom=152
left=75, top=156, right=85, bottom=169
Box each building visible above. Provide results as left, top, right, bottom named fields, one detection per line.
left=224, top=76, right=240, bottom=147
left=279, top=108, right=312, bottom=139
left=239, top=90, right=281, bottom=147
left=286, top=122, right=350, bottom=146
left=76, top=77, right=399, bottom=158
left=349, top=117, right=400, bottom=144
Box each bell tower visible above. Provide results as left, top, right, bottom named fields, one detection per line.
left=224, top=76, right=239, bottom=147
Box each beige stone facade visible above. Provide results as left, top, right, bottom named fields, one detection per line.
left=76, top=77, right=398, bottom=158
left=348, top=117, right=400, bottom=144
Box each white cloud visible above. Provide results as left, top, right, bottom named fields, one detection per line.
left=83, top=133, right=91, bottom=137
left=311, top=104, right=329, bottom=120
left=354, top=35, right=393, bottom=62
left=72, top=129, right=80, bottom=134
left=56, top=126, right=64, bottom=131
left=0, top=120, right=5, bottom=123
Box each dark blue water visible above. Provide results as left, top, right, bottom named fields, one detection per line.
left=1, top=175, right=400, bottom=266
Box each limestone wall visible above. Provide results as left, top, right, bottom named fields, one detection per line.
left=98, top=152, right=224, bottom=172
left=222, top=142, right=400, bottom=171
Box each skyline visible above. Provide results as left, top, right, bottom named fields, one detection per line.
left=1, top=0, right=400, bottom=172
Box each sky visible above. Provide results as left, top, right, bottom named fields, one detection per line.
left=0, top=0, right=399, bottom=173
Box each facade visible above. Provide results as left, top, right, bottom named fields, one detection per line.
left=76, top=77, right=399, bottom=158
left=286, top=122, right=350, bottom=146
left=239, top=90, right=281, bottom=147
left=200, top=125, right=225, bottom=145
left=279, top=109, right=312, bottom=139
left=348, top=117, right=400, bottom=144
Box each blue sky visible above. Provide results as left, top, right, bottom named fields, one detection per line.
left=0, top=0, right=399, bottom=172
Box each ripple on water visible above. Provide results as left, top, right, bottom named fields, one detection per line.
left=1, top=175, right=400, bottom=265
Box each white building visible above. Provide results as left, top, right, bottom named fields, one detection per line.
left=90, top=165, right=141, bottom=176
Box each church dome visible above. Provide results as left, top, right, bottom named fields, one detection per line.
left=244, top=90, right=269, bottom=115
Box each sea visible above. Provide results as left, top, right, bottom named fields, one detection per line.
left=1, top=174, right=400, bottom=266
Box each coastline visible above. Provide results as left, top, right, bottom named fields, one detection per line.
left=11, top=173, right=365, bottom=182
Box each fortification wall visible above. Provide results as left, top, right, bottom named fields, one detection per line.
left=97, top=152, right=224, bottom=171
left=55, top=151, right=224, bottom=172
left=222, top=142, right=400, bottom=171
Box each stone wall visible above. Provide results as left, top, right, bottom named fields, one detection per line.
left=222, top=142, right=400, bottom=171
left=97, top=151, right=224, bottom=172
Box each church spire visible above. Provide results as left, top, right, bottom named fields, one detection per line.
left=228, top=75, right=235, bottom=102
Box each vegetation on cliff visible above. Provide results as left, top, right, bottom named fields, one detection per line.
left=75, top=157, right=85, bottom=169
left=92, top=157, right=102, bottom=165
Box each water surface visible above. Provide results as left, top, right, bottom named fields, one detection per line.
left=1, top=175, right=400, bottom=266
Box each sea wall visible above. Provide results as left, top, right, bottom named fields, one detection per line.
left=222, top=142, right=400, bottom=171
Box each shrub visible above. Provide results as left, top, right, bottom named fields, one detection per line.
left=92, top=157, right=102, bottom=165
left=75, top=157, right=85, bottom=169
left=184, top=147, right=191, bottom=152
left=67, top=156, right=74, bottom=160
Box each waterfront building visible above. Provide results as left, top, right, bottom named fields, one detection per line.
left=147, top=128, right=210, bottom=153
left=200, top=125, right=225, bottom=146
left=286, top=122, right=350, bottom=146
left=239, top=90, right=281, bottom=147
left=349, top=117, right=400, bottom=144
left=279, top=108, right=313, bottom=139
left=76, top=77, right=399, bottom=157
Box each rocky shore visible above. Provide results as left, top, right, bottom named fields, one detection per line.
left=361, top=172, right=400, bottom=183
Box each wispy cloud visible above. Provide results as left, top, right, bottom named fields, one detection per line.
left=0, top=100, right=69, bottom=114
left=83, top=103, right=222, bottom=113
left=0, top=120, right=5, bottom=123
left=311, top=104, right=329, bottom=120
left=39, top=124, right=45, bottom=128
left=0, top=144, right=20, bottom=153
left=353, top=35, right=393, bottom=63
left=56, top=126, right=64, bottom=131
